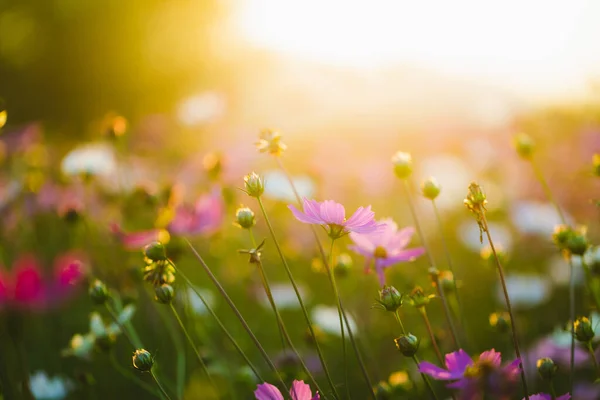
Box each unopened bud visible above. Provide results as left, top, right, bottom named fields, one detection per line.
left=536, top=357, right=557, bottom=381
left=438, top=270, right=455, bottom=293
left=513, top=133, right=535, bottom=159
left=334, top=253, right=353, bottom=277
left=408, top=287, right=434, bottom=309
left=235, top=207, right=256, bottom=229
left=391, top=152, right=412, bottom=179
left=394, top=333, right=419, bottom=357
left=421, top=177, right=441, bottom=200
left=243, top=172, right=265, bottom=197
left=89, top=280, right=109, bottom=305
left=566, top=230, right=588, bottom=256
left=144, top=241, right=167, bottom=262
left=154, top=284, right=175, bottom=304
left=378, top=286, right=403, bottom=312
left=574, top=316, right=595, bottom=343
left=132, top=349, right=154, bottom=372
left=489, top=312, right=511, bottom=333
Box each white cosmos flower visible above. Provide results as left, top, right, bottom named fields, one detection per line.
left=511, top=200, right=566, bottom=237
left=312, top=305, right=357, bottom=336
left=187, top=287, right=216, bottom=316
left=496, top=274, right=551, bottom=309
left=263, top=170, right=315, bottom=202
left=259, top=283, right=304, bottom=310
left=61, top=143, right=116, bottom=177
left=458, top=220, right=513, bottom=253
left=30, top=371, right=72, bottom=400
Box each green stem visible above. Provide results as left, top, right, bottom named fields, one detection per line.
left=419, top=309, right=444, bottom=365
left=394, top=310, right=407, bottom=334
left=587, top=342, right=600, bottom=379
left=169, top=303, right=220, bottom=398
left=530, top=159, right=567, bottom=224
left=151, top=369, right=173, bottom=400
left=412, top=355, right=439, bottom=400
left=431, top=200, right=469, bottom=344
left=105, top=303, right=141, bottom=349
left=480, top=214, right=529, bottom=400
left=401, top=180, right=460, bottom=348
left=580, top=257, right=600, bottom=312
left=182, top=241, right=289, bottom=393
left=568, top=256, right=575, bottom=397
left=549, top=382, right=557, bottom=400
left=170, top=261, right=264, bottom=382
left=109, top=352, right=160, bottom=397
left=256, top=196, right=340, bottom=399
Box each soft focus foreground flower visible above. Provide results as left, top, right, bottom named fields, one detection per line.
left=526, top=394, right=570, bottom=400
left=254, top=380, right=319, bottom=400
left=110, top=224, right=170, bottom=250
left=29, top=371, right=73, bottom=400
left=289, top=198, right=381, bottom=239
left=312, top=305, right=358, bottom=336
left=169, top=189, right=224, bottom=236
left=255, top=129, right=287, bottom=156
left=419, top=349, right=520, bottom=399
left=496, top=274, right=551, bottom=310
left=61, top=143, right=116, bottom=178
left=349, top=219, right=424, bottom=286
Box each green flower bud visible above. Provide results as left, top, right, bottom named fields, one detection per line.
left=536, top=357, right=557, bottom=381
left=144, top=241, right=167, bottom=262
left=89, top=280, right=109, bottom=305
left=552, top=224, right=573, bottom=249
left=438, top=270, right=455, bottom=293
left=421, top=177, right=441, bottom=200
left=394, top=333, right=419, bottom=357
left=373, top=381, right=392, bottom=400
left=235, top=207, right=256, bottom=229
left=513, top=133, right=535, bottom=159
left=489, top=312, right=511, bottom=333
left=574, top=316, right=595, bottom=343
left=243, top=172, right=265, bottom=197
left=132, top=349, right=154, bottom=372
left=408, top=287, right=434, bottom=309
left=334, top=253, right=353, bottom=278
left=377, top=286, right=403, bottom=312
left=566, top=230, right=588, bottom=256
left=391, top=152, right=412, bottom=179
left=154, top=284, right=175, bottom=304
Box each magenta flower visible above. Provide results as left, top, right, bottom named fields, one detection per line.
left=289, top=198, right=381, bottom=239
left=110, top=223, right=166, bottom=250
left=349, top=219, right=424, bottom=286
left=419, top=349, right=521, bottom=400
left=169, top=189, right=224, bottom=236
left=527, top=394, right=570, bottom=400
left=254, top=380, right=319, bottom=400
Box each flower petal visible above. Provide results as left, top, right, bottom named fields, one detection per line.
left=320, top=200, right=345, bottom=225
left=384, top=248, right=425, bottom=264
left=289, top=380, right=312, bottom=400
left=444, top=349, right=473, bottom=378
left=254, top=383, right=284, bottom=400
left=348, top=232, right=376, bottom=254
left=289, top=204, right=323, bottom=224
left=478, top=349, right=502, bottom=367
left=418, top=361, right=455, bottom=380
left=345, top=206, right=374, bottom=228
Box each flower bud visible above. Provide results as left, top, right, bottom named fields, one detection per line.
left=244, top=172, right=265, bottom=197
left=132, top=349, right=154, bottom=372
left=373, top=381, right=392, bottom=400
left=489, top=312, right=511, bottom=333
left=593, top=154, right=600, bottom=177
left=513, top=133, right=535, bottom=159
left=394, top=333, right=419, bottom=357
left=465, top=182, right=486, bottom=207
left=235, top=207, right=256, bottom=229
left=552, top=224, right=572, bottom=249
left=144, top=241, right=167, bottom=262
left=566, top=230, right=588, bottom=256
left=89, top=280, right=109, bottom=305
left=391, top=152, right=412, bottom=179
left=584, top=246, right=600, bottom=276
left=334, top=253, right=353, bottom=278
left=536, top=357, right=557, bottom=381
left=438, top=270, right=455, bottom=293
left=378, top=286, right=403, bottom=312
left=155, top=284, right=175, bottom=304
left=421, top=177, right=441, bottom=200
left=408, top=287, right=434, bottom=309
left=574, top=316, right=595, bottom=343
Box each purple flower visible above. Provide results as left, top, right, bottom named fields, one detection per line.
left=526, top=394, right=570, bottom=400
left=289, top=198, right=381, bottom=239
left=169, top=189, right=224, bottom=236
left=254, top=380, right=319, bottom=400
left=349, top=219, right=425, bottom=286
left=419, top=349, right=521, bottom=400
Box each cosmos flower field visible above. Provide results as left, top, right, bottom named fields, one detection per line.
left=1, top=111, right=600, bottom=400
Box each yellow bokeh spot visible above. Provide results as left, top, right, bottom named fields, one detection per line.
left=155, top=207, right=175, bottom=229
left=0, top=110, right=6, bottom=129
left=388, top=370, right=411, bottom=388
left=157, top=229, right=171, bottom=245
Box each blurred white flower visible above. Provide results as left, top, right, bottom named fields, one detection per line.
left=177, top=92, right=225, bottom=127
left=263, top=170, right=315, bottom=202
left=30, top=371, right=72, bottom=400
left=458, top=220, right=513, bottom=253
left=187, top=287, right=216, bottom=316
left=511, top=200, right=566, bottom=237
left=61, top=143, right=116, bottom=177
left=259, top=283, right=305, bottom=310
left=417, top=155, right=470, bottom=211
left=547, top=255, right=583, bottom=286
left=312, top=305, right=357, bottom=336
left=496, top=274, right=551, bottom=309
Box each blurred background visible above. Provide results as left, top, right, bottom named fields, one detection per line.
left=2, top=0, right=600, bottom=399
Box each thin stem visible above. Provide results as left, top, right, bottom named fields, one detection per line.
left=394, top=310, right=407, bottom=334
left=401, top=180, right=460, bottom=348
left=151, top=369, right=173, bottom=400
left=256, top=196, right=340, bottom=399
left=105, top=303, right=142, bottom=350
left=328, top=239, right=349, bottom=399
left=169, top=303, right=220, bottom=398
left=248, top=229, right=324, bottom=396
left=587, top=342, right=600, bottom=379
left=480, top=214, right=529, bottom=400
left=431, top=200, right=469, bottom=343
left=171, top=263, right=264, bottom=382
left=530, top=159, right=567, bottom=225
left=580, top=257, right=600, bottom=312
left=549, top=383, right=557, bottom=400
left=568, top=256, right=575, bottom=397
left=419, top=309, right=444, bottom=365
left=109, top=352, right=160, bottom=397
left=412, top=355, right=439, bottom=400
left=182, top=241, right=289, bottom=394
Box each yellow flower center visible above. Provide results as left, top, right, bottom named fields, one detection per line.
left=374, top=246, right=388, bottom=258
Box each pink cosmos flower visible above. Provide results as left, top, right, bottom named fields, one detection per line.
left=169, top=189, right=224, bottom=236
left=289, top=198, right=381, bottom=239
left=0, top=253, right=86, bottom=310
left=527, top=394, right=570, bottom=400
left=419, top=349, right=521, bottom=400
left=110, top=223, right=164, bottom=250
left=349, top=219, right=424, bottom=287
left=254, top=380, right=319, bottom=400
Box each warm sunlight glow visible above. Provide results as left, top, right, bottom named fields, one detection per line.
left=237, top=0, right=600, bottom=99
